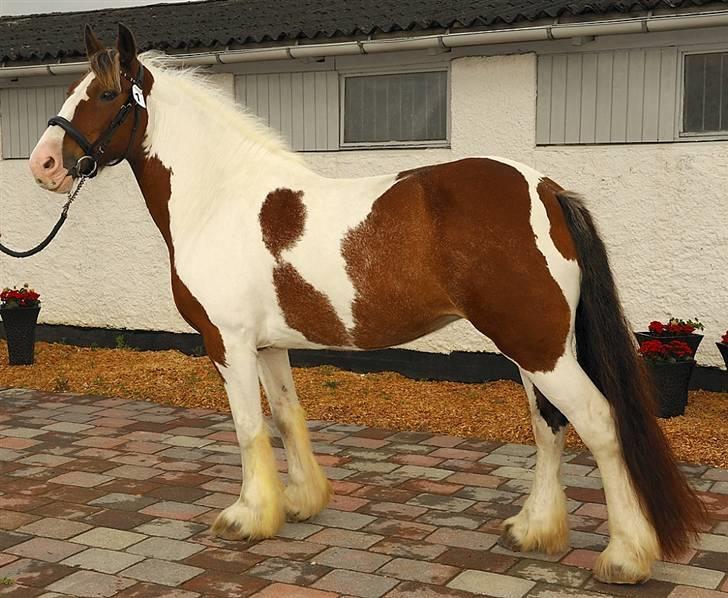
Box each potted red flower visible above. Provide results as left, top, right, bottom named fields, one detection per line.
left=639, top=339, right=695, bottom=418
left=635, top=317, right=704, bottom=355
left=717, top=330, right=728, bottom=370
left=0, top=285, right=41, bottom=365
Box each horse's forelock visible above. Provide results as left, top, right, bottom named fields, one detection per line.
left=89, top=49, right=121, bottom=93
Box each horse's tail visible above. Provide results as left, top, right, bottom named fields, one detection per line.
left=556, top=190, right=708, bottom=559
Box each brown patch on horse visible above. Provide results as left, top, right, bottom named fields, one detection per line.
left=273, top=262, right=350, bottom=346
left=130, top=154, right=226, bottom=366
left=342, top=179, right=461, bottom=349
left=259, top=188, right=306, bottom=259
left=537, top=178, right=578, bottom=262
left=534, top=387, right=568, bottom=433
left=344, top=158, right=571, bottom=371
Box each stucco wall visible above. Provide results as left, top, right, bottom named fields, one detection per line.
left=1, top=55, right=726, bottom=367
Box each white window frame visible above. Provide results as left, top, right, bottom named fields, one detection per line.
left=339, top=65, right=451, bottom=150
left=677, top=44, right=728, bottom=142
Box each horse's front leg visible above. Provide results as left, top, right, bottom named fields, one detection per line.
left=211, top=342, right=285, bottom=540
left=258, top=348, right=331, bottom=521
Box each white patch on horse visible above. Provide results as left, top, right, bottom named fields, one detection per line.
left=281, top=175, right=398, bottom=333
left=34, top=73, right=94, bottom=149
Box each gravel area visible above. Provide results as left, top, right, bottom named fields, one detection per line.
left=1, top=341, right=726, bottom=467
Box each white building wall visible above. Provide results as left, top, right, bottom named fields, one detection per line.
left=1, top=56, right=726, bottom=367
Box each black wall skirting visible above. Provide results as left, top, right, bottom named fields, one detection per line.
left=1, top=323, right=726, bottom=392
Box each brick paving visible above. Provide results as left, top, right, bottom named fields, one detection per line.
left=0, top=387, right=726, bottom=598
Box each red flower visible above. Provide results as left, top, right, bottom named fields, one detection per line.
left=721, top=330, right=728, bottom=344
left=639, top=339, right=694, bottom=362
left=648, top=321, right=665, bottom=334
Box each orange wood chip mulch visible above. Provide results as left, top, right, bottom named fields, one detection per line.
left=1, top=341, right=726, bottom=467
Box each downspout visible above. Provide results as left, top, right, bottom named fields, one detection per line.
left=1, top=9, right=728, bottom=78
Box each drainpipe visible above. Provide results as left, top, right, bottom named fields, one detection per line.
left=1, top=9, right=728, bottom=78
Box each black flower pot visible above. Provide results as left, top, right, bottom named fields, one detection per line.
left=717, top=343, right=728, bottom=370
left=635, top=331, right=703, bottom=355
left=1, top=306, right=40, bottom=365
left=644, top=359, right=695, bottom=418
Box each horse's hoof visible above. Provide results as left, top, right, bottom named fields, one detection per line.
left=211, top=500, right=284, bottom=541
left=498, top=525, right=522, bottom=552
left=593, top=562, right=649, bottom=585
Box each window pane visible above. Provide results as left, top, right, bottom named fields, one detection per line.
left=684, top=52, right=728, bottom=133
left=344, top=71, right=447, bottom=143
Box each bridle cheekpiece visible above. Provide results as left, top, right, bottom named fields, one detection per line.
left=47, top=62, right=146, bottom=179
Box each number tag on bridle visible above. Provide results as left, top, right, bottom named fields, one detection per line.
left=132, top=84, right=146, bottom=109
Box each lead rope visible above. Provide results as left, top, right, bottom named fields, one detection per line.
left=0, top=175, right=87, bottom=258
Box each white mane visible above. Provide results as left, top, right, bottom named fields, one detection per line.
left=139, top=51, right=302, bottom=164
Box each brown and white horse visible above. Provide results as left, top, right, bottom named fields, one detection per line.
left=29, top=25, right=706, bottom=584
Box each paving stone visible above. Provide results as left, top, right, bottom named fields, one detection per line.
left=69, top=527, right=146, bottom=550
left=122, top=557, right=204, bottom=586
left=0, top=558, right=76, bottom=588
left=407, top=494, right=474, bottom=513
left=88, top=493, right=159, bottom=512
left=436, top=547, right=517, bottom=573
left=0, top=510, right=40, bottom=531
left=311, top=510, right=376, bottom=530
left=698, top=532, right=728, bottom=553
left=416, top=511, right=483, bottom=530
left=248, top=556, right=331, bottom=585
left=668, top=587, right=728, bottom=598
left=133, top=518, right=207, bottom=540
left=84, top=508, right=154, bottom=531
left=363, top=518, right=435, bottom=540
left=252, top=583, right=337, bottom=597
left=46, top=471, right=112, bottom=487
left=17, top=518, right=92, bottom=540
left=45, top=570, right=137, bottom=597
left=425, top=528, right=498, bottom=551
left=126, top=536, right=204, bottom=561
left=277, top=522, right=324, bottom=540
left=307, top=529, right=383, bottom=550
left=369, top=537, right=447, bottom=560
left=183, top=547, right=264, bottom=573
left=448, top=569, right=536, bottom=597
left=524, top=585, right=609, bottom=598
left=508, top=559, right=590, bottom=588
left=114, top=582, right=202, bottom=597
left=249, top=539, right=327, bottom=560
left=7, top=538, right=85, bottom=562
left=139, top=501, right=210, bottom=521
left=60, top=547, right=145, bottom=573
left=378, top=557, right=459, bottom=584
left=182, top=570, right=269, bottom=596
left=651, top=561, right=724, bottom=589
left=313, top=569, right=398, bottom=598
left=314, top=547, right=391, bottom=573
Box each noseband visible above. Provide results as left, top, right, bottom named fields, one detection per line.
left=48, top=63, right=146, bottom=178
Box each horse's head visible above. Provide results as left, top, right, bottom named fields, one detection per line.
left=29, top=24, right=147, bottom=193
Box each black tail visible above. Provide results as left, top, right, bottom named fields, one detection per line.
left=556, top=191, right=708, bottom=558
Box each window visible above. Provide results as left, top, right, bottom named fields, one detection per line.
left=0, top=85, right=67, bottom=159
left=682, top=52, right=728, bottom=135
left=342, top=71, right=448, bottom=147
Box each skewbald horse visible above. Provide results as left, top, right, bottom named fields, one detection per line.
left=29, top=24, right=707, bottom=584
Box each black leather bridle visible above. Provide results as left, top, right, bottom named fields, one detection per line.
left=0, top=63, right=147, bottom=258
left=47, top=63, right=146, bottom=179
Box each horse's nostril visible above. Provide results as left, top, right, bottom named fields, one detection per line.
left=42, top=157, right=56, bottom=170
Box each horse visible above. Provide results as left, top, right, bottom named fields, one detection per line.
left=28, top=24, right=707, bottom=584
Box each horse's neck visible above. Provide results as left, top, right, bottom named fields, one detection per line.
left=133, top=73, right=313, bottom=227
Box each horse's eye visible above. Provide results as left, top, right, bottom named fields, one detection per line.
left=100, top=90, right=118, bottom=101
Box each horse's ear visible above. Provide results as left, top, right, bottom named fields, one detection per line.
left=84, top=24, right=104, bottom=58
left=116, top=23, right=138, bottom=68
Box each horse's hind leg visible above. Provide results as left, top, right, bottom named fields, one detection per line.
left=210, top=341, right=285, bottom=540
left=530, top=353, right=659, bottom=584
left=258, top=348, right=331, bottom=521
left=500, top=370, right=569, bottom=554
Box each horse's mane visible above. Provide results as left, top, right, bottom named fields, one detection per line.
left=139, top=51, right=301, bottom=163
